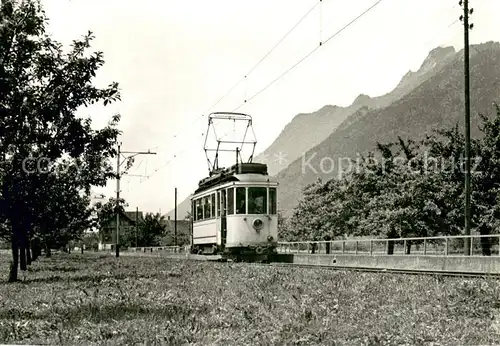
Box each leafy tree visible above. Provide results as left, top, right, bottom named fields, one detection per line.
left=287, top=103, right=500, bottom=257
left=277, top=209, right=287, bottom=240
left=137, top=213, right=166, bottom=247
left=82, top=231, right=99, bottom=251
left=1, top=0, right=121, bottom=281
left=467, top=105, right=500, bottom=254
left=94, top=197, right=128, bottom=245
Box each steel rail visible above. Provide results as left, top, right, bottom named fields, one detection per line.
left=260, top=262, right=500, bottom=278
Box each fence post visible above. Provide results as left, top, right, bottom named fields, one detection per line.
left=355, top=241, right=358, bottom=254
left=404, top=240, right=407, bottom=255
left=342, top=241, right=345, bottom=254
left=445, top=238, right=448, bottom=256
left=423, top=239, right=426, bottom=255
left=369, top=240, right=373, bottom=256
left=470, top=236, right=473, bottom=256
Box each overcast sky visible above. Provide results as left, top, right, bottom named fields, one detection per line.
left=40, top=0, right=500, bottom=214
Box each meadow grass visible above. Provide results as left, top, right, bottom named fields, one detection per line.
left=0, top=252, right=499, bottom=345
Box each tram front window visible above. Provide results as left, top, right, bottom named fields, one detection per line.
left=269, top=188, right=277, bottom=215
left=248, top=187, right=267, bottom=214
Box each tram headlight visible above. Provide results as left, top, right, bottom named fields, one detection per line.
left=252, top=218, right=264, bottom=231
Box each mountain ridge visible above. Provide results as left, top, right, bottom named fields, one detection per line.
left=165, top=44, right=475, bottom=219
left=254, top=45, right=458, bottom=177
left=275, top=41, right=500, bottom=217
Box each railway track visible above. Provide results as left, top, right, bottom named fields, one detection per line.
left=259, top=262, right=500, bottom=278
left=121, top=250, right=500, bottom=278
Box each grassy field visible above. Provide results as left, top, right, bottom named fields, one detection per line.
left=0, top=252, right=499, bottom=345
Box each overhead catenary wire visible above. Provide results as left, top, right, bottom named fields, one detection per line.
left=204, top=0, right=322, bottom=114
left=139, top=1, right=323, bottom=163
left=232, top=0, right=384, bottom=112
left=129, top=0, right=462, bottom=196
left=136, top=0, right=386, bottom=186
left=139, top=12, right=461, bottom=186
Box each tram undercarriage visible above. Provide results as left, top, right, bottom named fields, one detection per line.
left=191, top=243, right=278, bottom=262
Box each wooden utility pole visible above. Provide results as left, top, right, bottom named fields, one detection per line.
left=116, top=143, right=121, bottom=258
left=174, top=187, right=177, bottom=247
left=460, top=0, right=473, bottom=255
left=135, top=206, right=139, bottom=247
left=115, top=143, right=156, bottom=257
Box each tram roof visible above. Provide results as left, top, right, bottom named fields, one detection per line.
left=233, top=174, right=277, bottom=183
left=192, top=174, right=278, bottom=196
left=192, top=163, right=278, bottom=196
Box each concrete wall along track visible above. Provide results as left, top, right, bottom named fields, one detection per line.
left=120, top=248, right=500, bottom=275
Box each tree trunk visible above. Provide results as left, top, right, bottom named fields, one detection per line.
left=386, top=229, right=398, bottom=255
left=31, top=240, right=38, bottom=261
left=32, top=237, right=41, bottom=261
left=387, top=241, right=394, bottom=255
left=19, top=227, right=27, bottom=271
left=19, top=244, right=27, bottom=271
left=19, top=217, right=32, bottom=270
left=25, top=231, right=32, bottom=266
left=405, top=240, right=411, bottom=255
left=8, top=228, right=19, bottom=282
left=26, top=244, right=32, bottom=265
left=478, top=224, right=491, bottom=256
left=31, top=238, right=37, bottom=261
left=310, top=242, right=317, bottom=254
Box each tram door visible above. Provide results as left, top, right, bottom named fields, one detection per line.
left=220, top=189, right=227, bottom=248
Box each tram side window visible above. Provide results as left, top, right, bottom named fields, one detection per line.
left=227, top=188, right=234, bottom=215
left=269, top=188, right=277, bottom=215
left=204, top=196, right=211, bottom=219
left=236, top=187, right=246, bottom=214
left=192, top=200, right=196, bottom=221
left=220, top=190, right=226, bottom=215
left=211, top=193, right=216, bottom=217
left=196, top=199, right=203, bottom=220
left=217, top=192, right=220, bottom=217
left=248, top=187, right=267, bottom=214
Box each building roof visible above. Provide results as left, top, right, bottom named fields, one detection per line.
left=123, top=211, right=144, bottom=223
left=101, top=210, right=143, bottom=227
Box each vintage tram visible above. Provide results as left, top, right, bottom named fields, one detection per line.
left=190, top=162, right=278, bottom=262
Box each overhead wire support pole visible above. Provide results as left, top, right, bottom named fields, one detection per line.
left=116, top=143, right=121, bottom=258
left=115, top=143, right=157, bottom=258
left=174, top=187, right=177, bottom=248
left=460, top=0, right=473, bottom=255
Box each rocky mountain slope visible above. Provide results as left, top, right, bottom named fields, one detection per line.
left=167, top=45, right=464, bottom=219
left=276, top=41, right=500, bottom=217
left=255, top=46, right=457, bottom=176
left=165, top=195, right=192, bottom=220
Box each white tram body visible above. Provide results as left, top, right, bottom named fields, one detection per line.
left=190, top=162, right=278, bottom=259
